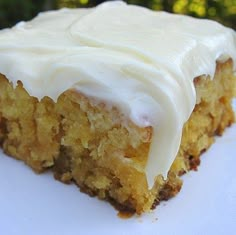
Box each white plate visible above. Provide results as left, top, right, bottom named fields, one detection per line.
left=1, top=115, right=236, bottom=235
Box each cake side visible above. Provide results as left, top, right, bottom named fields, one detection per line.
left=160, top=59, right=235, bottom=202
left=0, top=59, right=234, bottom=214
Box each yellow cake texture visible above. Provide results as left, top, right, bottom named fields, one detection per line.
left=0, top=59, right=235, bottom=214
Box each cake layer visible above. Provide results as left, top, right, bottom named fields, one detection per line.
left=0, top=2, right=235, bottom=187
left=0, top=59, right=234, bottom=213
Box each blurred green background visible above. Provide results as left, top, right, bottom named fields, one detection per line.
left=0, top=0, right=235, bottom=29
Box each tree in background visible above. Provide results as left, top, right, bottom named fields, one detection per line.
left=0, top=0, right=46, bottom=28
left=57, top=0, right=236, bottom=29
left=0, top=0, right=235, bottom=29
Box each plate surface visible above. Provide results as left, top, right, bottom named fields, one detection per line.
left=0, top=111, right=236, bottom=235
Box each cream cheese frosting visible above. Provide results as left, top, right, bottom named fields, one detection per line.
left=0, top=1, right=235, bottom=188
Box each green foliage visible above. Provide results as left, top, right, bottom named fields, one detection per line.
left=129, top=0, right=236, bottom=29
left=0, top=0, right=47, bottom=29
left=57, top=0, right=235, bottom=29
left=0, top=0, right=235, bottom=29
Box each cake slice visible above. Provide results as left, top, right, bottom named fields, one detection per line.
left=0, top=2, right=235, bottom=214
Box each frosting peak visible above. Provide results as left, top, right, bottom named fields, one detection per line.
left=0, top=1, right=235, bottom=188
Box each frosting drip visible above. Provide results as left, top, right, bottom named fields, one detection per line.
left=0, top=1, right=235, bottom=188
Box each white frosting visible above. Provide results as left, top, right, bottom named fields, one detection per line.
left=0, top=1, right=235, bottom=188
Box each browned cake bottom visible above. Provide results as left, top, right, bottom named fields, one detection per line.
left=0, top=59, right=235, bottom=214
